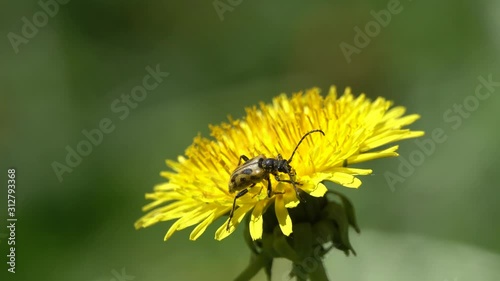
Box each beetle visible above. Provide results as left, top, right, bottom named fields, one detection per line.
left=226, top=129, right=325, bottom=230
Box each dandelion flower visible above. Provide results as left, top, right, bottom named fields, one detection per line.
left=135, top=87, right=424, bottom=242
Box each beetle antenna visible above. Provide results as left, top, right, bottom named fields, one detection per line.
left=287, top=129, right=325, bottom=163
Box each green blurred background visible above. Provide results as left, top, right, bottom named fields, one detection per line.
left=1, top=0, right=499, bottom=280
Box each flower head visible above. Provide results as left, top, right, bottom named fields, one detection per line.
left=135, top=87, right=424, bottom=241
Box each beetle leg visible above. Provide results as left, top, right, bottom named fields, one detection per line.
left=285, top=169, right=303, bottom=200
left=290, top=179, right=303, bottom=201
left=276, top=179, right=302, bottom=185
left=288, top=175, right=303, bottom=201
left=237, top=155, right=250, bottom=166
left=267, top=174, right=287, bottom=197
left=274, top=173, right=302, bottom=186
left=265, top=174, right=272, bottom=198
left=279, top=179, right=303, bottom=195
left=274, top=175, right=303, bottom=200
left=227, top=188, right=249, bottom=231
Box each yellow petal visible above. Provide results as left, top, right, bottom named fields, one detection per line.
left=388, top=114, right=421, bottom=128
left=282, top=183, right=300, bottom=208
left=177, top=206, right=215, bottom=230
left=164, top=217, right=183, bottom=240
left=190, top=207, right=228, bottom=240
left=335, top=167, right=373, bottom=176
left=189, top=210, right=216, bottom=240
left=156, top=202, right=202, bottom=222
left=382, top=106, right=406, bottom=121
left=328, top=172, right=362, bottom=188
left=363, top=130, right=424, bottom=151
left=249, top=200, right=269, bottom=240
left=215, top=204, right=254, bottom=240
left=275, top=196, right=293, bottom=236
left=309, top=182, right=328, bottom=197
left=347, top=145, right=399, bottom=164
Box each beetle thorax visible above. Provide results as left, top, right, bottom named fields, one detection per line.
left=260, top=158, right=276, bottom=171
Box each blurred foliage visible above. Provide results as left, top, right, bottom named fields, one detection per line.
left=0, top=0, right=499, bottom=280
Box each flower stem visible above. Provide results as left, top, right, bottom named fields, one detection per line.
left=291, top=258, right=329, bottom=281
left=234, top=254, right=270, bottom=281
left=292, top=263, right=308, bottom=281
left=308, top=260, right=329, bottom=281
